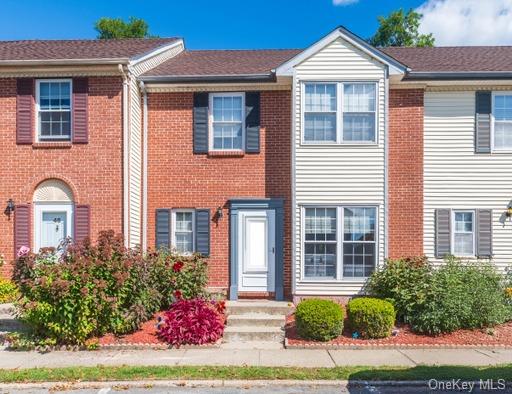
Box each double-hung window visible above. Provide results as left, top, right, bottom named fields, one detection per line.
left=36, top=79, right=72, bottom=141
left=172, top=210, right=195, bottom=254
left=210, top=93, right=244, bottom=151
left=452, top=211, right=475, bottom=256
left=303, top=206, right=377, bottom=280
left=303, top=82, right=377, bottom=144
left=493, top=93, right=512, bottom=151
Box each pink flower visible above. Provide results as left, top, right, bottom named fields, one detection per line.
left=17, top=246, right=30, bottom=258
left=174, top=290, right=182, bottom=299
left=172, top=261, right=184, bottom=273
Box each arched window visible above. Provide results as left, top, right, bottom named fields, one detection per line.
left=33, top=179, right=74, bottom=251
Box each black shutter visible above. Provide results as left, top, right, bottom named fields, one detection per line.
left=193, top=93, right=209, bottom=153
left=245, top=92, right=261, bottom=153
left=435, top=209, right=451, bottom=258
left=476, top=209, right=493, bottom=258
left=195, top=209, right=210, bottom=256
left=475, top=91, right=492, bottom=153
left=155, top=209, right=171, bottom=249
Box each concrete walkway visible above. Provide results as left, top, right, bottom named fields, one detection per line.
left=1, top=348, right=512, bottom=369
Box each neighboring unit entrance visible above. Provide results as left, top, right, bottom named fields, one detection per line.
left=229, top=198, right=284, bottom=301
left=238, top=210, right=275, bottom=292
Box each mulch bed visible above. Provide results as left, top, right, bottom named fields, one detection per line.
left=285, top=314, right=512, bottom=348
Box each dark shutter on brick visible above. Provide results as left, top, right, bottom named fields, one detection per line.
left=195, top=209, right=210, bottom=256
left=193, top=93, right=209, bottom=153
left=74, top=205, right=90, bottom=244
left=16, top=78, right=34, bottom=145
left=475, top=91, right=492, bottom=153
left=245, top=92, right=261, bottom=153
left=155, top=209, right=171, bottom=249
left=435, top=209, right=451, bottom=258
left=14, top=204, right=30, bottom=255
left=476, top=209, right=492, bottom=258
left=72, top=77, right=89, bottom=144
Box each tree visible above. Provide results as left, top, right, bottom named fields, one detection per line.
left=368, top=8, right=434, bottom=47
left=95, top=17, right=154, bottom=39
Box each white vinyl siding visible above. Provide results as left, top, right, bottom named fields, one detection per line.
left=293, top=37, right=387, bottom=296
left=424, top=90, right=512, bottom=271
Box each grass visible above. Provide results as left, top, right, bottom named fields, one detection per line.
left=0, top=365, right=512, bottom=383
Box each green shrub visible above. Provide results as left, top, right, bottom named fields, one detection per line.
left=365, top=256, right=431, bottom=323
left=367, top=256, right=512, bottom=335
left=347, top=297, right=395, bottom=339
left=12, top=231, right=209, bottom=345
left=295, top=299, right=343, bottom=341
left=0, top=278, right=18, bottom=303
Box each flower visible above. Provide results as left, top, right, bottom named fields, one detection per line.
left=17, top=246, right=30, bottom=258
left=174, top=290, right=182, bottom=299
left=172, top=261, right=184, bottom=273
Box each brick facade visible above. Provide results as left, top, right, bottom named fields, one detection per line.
left=146, top=90, right=292, bottom=297
left=388, top=88, right=425, bottom=258
left=0, top=76, right=124, bottom=276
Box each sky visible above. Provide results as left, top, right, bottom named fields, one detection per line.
left=1, top=0, right=511, bottom=48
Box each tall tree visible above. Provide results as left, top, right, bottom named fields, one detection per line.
left=368, top=8, right=434, bottom=47
left=95, top=17, right=154, bottom=39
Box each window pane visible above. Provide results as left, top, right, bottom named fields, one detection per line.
left=39, top=111, right=71, bottom=139
left=175, top=212, right=193, bottom=253
left=212, top=95, right=243, bottom=150
left=344, top=207, right=375, bottom=242
left=305, top=83, right=336, bottom=112
left=344, top=84, right=376, bottom=112
left=304, top=207, right=337, bottom=279
left=38, top=81, right=71, bottom=141
left=494, top=95, right=512, bottom=121
left=213, top=124, right=243, bottom=150
left=454, top=212, right=474, bottom=255
left=176, top=233, right=193, bottom=253
left=176, top=212, right=193, bottom=231
left=304, top=113, right=336, bottom=142
left=343, top=243, right=375, bottom=278
left=305, top=208, right=336, bottom=241
left=304, top=242, right=336, bottom=278
left=494, top=122, right=512, bottom=150
left=343, top=113, right=375, bottom=142
left=454, top=234, right=473, bottom=255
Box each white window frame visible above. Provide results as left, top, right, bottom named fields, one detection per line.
left=33, top=202, right=74, bottom=253
left=301, top=81, right=378, bottom=145
left=451, top=210, right=476, bottom=257
left=171, top=209, right=195, bottom=255
left=300, top=204, right=379, bottom=282
left=208, top=92, right=245, bottom=152
left=35, top=79, right=73, bottom=142
left=491, top=91, right=512, bottom=153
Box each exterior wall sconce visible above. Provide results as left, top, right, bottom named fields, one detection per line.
left=506, top=206, right=512, bottom=218
left=4, top=199, right=15, bottom=218
left=216, top=207, right=223, bottom=221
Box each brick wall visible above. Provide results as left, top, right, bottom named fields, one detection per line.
left=0, top=76, right=124, bottom=276
left=388, top=88, right=424, bottom=258
left=146, top=90, right=292, bottom=297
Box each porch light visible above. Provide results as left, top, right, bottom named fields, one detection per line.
left=216, top=207, right=223, bottom=220
left=4, top=199, right=15, bottom=218
left=507, top=206, right=512, bottom=218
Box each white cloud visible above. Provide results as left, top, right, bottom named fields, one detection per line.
left=417, top=0, right=512, bottom=45
left=332, top=0, right=358, bottom=6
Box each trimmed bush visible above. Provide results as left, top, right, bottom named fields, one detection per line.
left=347, top=297, right=395, bottom=339
left=158, top=299, right=224, bottom=347
left=0, top=278, right=17, bottom=303
left=295, top=299, right=343, bottom=341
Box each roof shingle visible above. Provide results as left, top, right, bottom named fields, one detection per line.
left=0, top=37, right=179, bottom=62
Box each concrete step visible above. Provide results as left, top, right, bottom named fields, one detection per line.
left=227, top=313, right=285, bottom=327
left=220, top=341, right=283, bottom=350
left=226, top=301, right=294, bottom=316
left=0, top=314, right=26, bottom=332
left=223, top=326, right=284, bottom=342
left=0, top=304, right=14, bottom=315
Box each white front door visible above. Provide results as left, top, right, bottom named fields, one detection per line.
left=238, top=210, right=275, bottom=292
left=34, top=203, right=73, bottom=252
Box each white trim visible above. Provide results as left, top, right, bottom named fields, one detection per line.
left=120, top=64, right=130, bottom=248
left=171, top=209, right=196, bottom=255
left=129, top=39, right=185, bottom=66
left=491, top=91, right=512, bottom=153
left=299, top=204, right=379, bottom=282
left=275, top=27, right=407, bottom=77
left=140, top=81, right=149, bottom=252
left=33, top=202, right=73, bottom=253
left=451, top=209, right=476, bottom=257
left=35, top=78, right=73, bottom=142
left=291, top=70, right=298, bottom=296
left=301, top=81, right=379, bottom=145
left=208, top=92, right=246, bottom=152
left=384, top=67, right=389, bottom=260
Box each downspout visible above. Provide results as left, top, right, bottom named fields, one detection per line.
left=384, top=66, right=390, bottom=262
left=119, top=64, right=130, bottom=248
left=139, top=80, right=149, bottom=251
left=291, top=70, right=297, bottom=301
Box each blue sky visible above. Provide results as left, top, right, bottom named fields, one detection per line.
left=0, top=0, right=424, bottom=48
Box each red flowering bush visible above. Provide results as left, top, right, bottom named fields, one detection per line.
left=158, top=299, right=224, bottom=347
left=12, top=231, right=209, bottom=345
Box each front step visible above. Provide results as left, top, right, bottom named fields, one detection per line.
left=223, top=326, right=284, bottom=342
left=228, top=313, right=284, bottom=327
left=226, top=300, right=294, bottom=316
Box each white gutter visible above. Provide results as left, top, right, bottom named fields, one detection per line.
left=0, top=58, right=129, bottom=66
left=139, top=80, right=149, bottom=251
left=119, top=63, right=130, bottom=248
